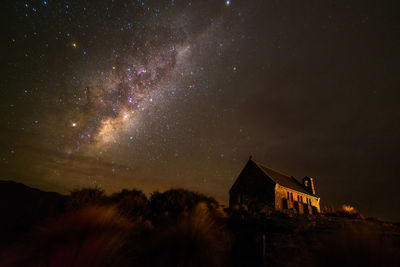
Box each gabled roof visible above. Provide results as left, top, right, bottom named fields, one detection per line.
left=251, top=159, right=316, bottom=196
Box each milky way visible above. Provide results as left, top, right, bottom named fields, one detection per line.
left=2, top=0, right=239, bottom=193
left=42, top=2, right=224, bottom=155
left=2, top=0, right=400, bottom=220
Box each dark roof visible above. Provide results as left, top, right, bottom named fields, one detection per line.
left=251, top=159, right=316, bottom=196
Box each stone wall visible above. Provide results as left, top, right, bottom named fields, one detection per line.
left=274, top=184, right=320, bottom=214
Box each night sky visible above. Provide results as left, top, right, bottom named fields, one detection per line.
left=1, top=0, right=399, bottom=220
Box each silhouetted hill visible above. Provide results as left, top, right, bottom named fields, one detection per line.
left=0, top=180, right=65, bottom=247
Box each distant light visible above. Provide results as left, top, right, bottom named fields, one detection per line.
left=128, top=97, right=133, bottom=103
left=226, top=0, right=230, bottom=6
left=72, top=122, right=77, bottom=127
left=127, top=67, right=131, bottom=72
left=83, top=51, right=87, bottom=55
left=43, top=1, right=47, bottom=6
left=141, top=1, right=145, bottom=6
left=149, top=98, right=153, bottom=102
left=72, top=42, right=77, bottom=48
left=129, top=136, right=133, bottom=140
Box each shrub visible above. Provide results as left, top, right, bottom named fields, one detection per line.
left=110, top=189, right=149, bottom=219
left=65, top=187, right=108, bottom=210
left=149, top=188, right=219, bottom=223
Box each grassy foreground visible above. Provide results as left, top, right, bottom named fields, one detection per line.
left=0, top=181, right=399, bottom=266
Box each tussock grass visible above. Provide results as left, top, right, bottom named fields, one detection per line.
left=1, top=205, right=133, bottom=266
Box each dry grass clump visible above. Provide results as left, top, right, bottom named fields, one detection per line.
left=136, top=202, right=230, bottom=267
left=335, top=204, right=364, bottom=219
left=0, top=205, right=134, bottom=267
left=0, top=202, right=230, bottom=267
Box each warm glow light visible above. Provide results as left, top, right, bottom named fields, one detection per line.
left=72, top=122, right=77, bottom=127
left=342, top=205, right=355, bottom=213
left=72, top=42, right=77, bottom=48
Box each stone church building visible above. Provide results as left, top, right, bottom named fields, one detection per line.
left=229, top=157, right=320, bottom=214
